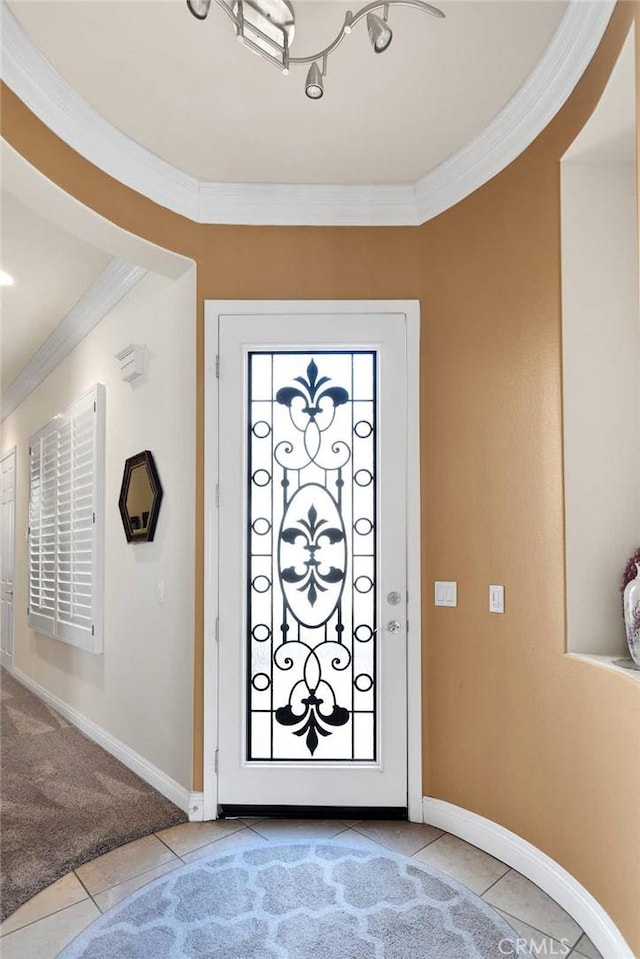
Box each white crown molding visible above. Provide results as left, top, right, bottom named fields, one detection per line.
left=422, top=797, right=634, bottom=959
left=9, top=665, right=193, bottom=813
left=414, top=0, right=617, bottom=222
left=0, top=3, right=200, bottom=222
left=1, top=1, right=615, bottom=227
left=1, top=258, right=146, bottom=422
left=197, top=180, right=419, bottom=226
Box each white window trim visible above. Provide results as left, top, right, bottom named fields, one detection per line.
left=27, top=384, right=105, bottom=654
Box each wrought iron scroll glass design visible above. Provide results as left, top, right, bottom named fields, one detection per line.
left=247, top=352, right=377, bottom=761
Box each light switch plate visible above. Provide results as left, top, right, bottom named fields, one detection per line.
left=435, top=581, right=457, bottom=607
left=489, top=585, right=504, bottom=613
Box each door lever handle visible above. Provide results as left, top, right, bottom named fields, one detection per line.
left=374, top=620, right=403, bottom=635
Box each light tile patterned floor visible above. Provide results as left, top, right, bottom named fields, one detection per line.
left=0, top=820, right=603, bottom=959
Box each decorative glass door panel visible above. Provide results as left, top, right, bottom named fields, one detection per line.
left=216, top=308, right=409, bottom=810
left=248, top=352, right=377, bottom=762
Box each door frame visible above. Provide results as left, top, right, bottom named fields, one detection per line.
left=0, top=445, right=17, bottom=670
left=203, top=301, right=422, bottom=821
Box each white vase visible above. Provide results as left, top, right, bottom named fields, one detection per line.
left=623, top=562, right=640, bottom=666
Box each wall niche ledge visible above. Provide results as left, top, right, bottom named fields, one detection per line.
left=567, top=652, right=640, bottom=683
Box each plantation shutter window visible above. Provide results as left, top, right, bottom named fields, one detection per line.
left=28, top=385, right=105, bottom=653
left=28, top=422, right=58, bottom=637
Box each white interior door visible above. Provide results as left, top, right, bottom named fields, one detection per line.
left=1, top=448, right=16, bottom=669
left=215, top=306, right=413, bottom=812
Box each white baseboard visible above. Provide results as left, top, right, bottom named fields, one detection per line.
left=9, top=666, right=193, bottom=816
left=188, top=793, right=205, bottom=822
left=422, top=797, right=633, bottom=959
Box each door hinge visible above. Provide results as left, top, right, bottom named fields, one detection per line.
left=92, top=512, right=96, bottom=524
left=215, top=354, right=220, bottom=379
left=91, top=625, right=95, bottom=636
left=215, top=484, right=219, bottom=508
left=214, top=748, right=219, bottom=774
left=215, top=617, right=219, bottom=643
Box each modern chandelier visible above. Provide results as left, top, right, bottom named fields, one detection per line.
left=186, top=0, right=445, bottom=99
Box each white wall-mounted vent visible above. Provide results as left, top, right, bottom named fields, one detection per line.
left=116, top=344, right=147, bottom=384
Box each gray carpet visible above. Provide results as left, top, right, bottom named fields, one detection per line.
left=58, top=842, right=531, bottom=958
left=0, top=668, right=186, bottom=921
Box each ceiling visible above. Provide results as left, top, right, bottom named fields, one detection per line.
left=8, top=0, right=567, bottom=185
left=1, top=191, right=110, bottom=391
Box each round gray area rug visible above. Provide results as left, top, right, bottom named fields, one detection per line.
left=58, top=842, right=531, bottom=959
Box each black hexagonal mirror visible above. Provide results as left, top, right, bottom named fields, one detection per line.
left=118, top=451, right=163, bottom=543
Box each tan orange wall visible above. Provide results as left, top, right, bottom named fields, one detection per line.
left=637, top=12, right=640, bottom=266
left=417, top=26, right=640, bottom=949
left=2, top=2, right=639, bottom=951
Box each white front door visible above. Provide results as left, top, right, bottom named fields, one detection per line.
left=1, top=448, right=16, bottom=669
left=211, top=302, right=420, bottom=815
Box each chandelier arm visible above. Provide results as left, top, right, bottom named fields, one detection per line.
left=214, top=0, right=243, bottom=30
left=243, top=33, right=290, bottom=69
left=212, top=0, right=292, bottom=69
left=286, top=0, right=444, bottom=67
